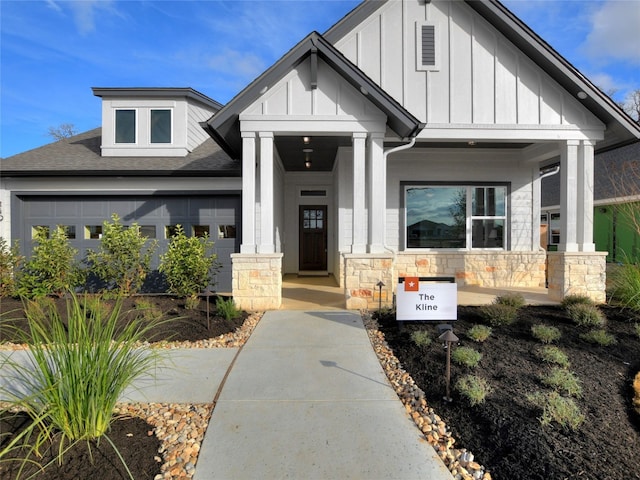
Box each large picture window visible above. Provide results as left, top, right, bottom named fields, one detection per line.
left=115, top=109, right=136, bottom=143
left=405, top=184, right=507, bottom=249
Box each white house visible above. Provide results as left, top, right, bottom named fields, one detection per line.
left=2, top=0, right=640, bottom=310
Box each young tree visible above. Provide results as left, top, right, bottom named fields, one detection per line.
left=47, top=123, right=77, bottom=140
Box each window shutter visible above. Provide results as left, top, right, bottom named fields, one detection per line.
left=421, top=25, right=436, bottom=66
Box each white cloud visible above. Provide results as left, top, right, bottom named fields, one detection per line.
left=583, top=0, right=640, bottom=65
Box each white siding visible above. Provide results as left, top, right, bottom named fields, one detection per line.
left=187, top=100, right=218, bottom=151
left=332, top=0, right=604, bottom=135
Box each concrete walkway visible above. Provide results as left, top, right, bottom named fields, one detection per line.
left=193, top=310, right=453, bottom=480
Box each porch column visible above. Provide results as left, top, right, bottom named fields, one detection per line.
left=368, top=132, right=385, bottom=253
left=352, top=132, right=367, bottom=254
left=240, top=132, right=256, bottom=253
left=577, top=140, right=596, bottom=252
left=559, top=140, right=579, bottom=252
left=258, top=132, right=275, bottom=254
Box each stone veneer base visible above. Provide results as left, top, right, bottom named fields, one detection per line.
left=231, top=253, right=283, bottom=311
left=547, top=251, right=607, bottom=303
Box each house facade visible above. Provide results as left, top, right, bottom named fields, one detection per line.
left=2, top=0, right=640, bottom=309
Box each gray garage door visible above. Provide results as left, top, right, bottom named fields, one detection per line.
left=13, top=195, right=240, bottom=293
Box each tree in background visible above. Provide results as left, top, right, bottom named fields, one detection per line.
left=47, top=123, right=77, bottom=140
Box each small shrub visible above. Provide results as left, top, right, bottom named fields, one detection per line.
left=17, top=226, right=85, bottom=298
left=561, top=294, right=594, bottom=308
left=580, top=329, right=616, bottom=346
left=541, top=367, right=582, bottom=397
left=134, top=298, right=163, bottom=321
left=480, top=303, right=518, bottom=326
left=411, top=329, right=432, bottom=348
left=216, top=297, right=240, bottom=321
left=494, top=293, right=526, bottom=309
left=86, top=213, right=157, bottom=296
left=185, top=295, right=200, bottom=310
left=84, top=294, right=113, bottom=318
left=607, top=262, right=640, bottom=312
left=0, top=237, right=23, bottom=298
left=467, top=324, right=492, bottom=342
left=159, top=225, right=219, bottom=301
left=451, top=346, right=482, bottom=368
left=527, top=391, right=585, bottom=430
left=531, top=324, right=562, bottom=344
left=566, top=303, right=606, bottom=328
left=634, top=323, right=640, bottom=339
left=538, top=346, right=570, bottom=368
left=455, top=375, right=491, bottom=406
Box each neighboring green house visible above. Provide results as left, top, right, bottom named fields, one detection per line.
left=542, top=141, right=640, bottom=263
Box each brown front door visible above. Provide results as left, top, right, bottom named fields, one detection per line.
left=299, top=206, right=327, bottom=271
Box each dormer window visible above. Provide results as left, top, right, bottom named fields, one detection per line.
left=115, top=109, right=136, bottom=143
left=151, top=109, right=172, bottom=143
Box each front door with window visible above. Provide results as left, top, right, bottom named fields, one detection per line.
left=299, top=206, right=327, bottom=271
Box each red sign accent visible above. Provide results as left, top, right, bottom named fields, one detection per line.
left=404, top=277, right=419, bottom=291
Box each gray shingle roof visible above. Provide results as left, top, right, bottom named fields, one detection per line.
left=1, top=128, right=239, bottom=177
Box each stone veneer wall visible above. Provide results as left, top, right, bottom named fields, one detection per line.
left=547, top=251, right=607, bottom=303
left=344, top=251, right=547, bottom=310
left=231, top=253, right=283, bottom=311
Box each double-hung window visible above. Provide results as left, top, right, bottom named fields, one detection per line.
left=405, top=184, right=507, bottom=249
left=150, top=109, right=171, bottom=143
left=115, top=109, right=136, bottom=143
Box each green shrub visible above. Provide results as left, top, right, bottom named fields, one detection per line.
left=566, top=303, right=606, bottom=328
left=561, top=294, right=594, bottom=308
left=494, top=293, right=526, bottom=309
left=467, top=324, right=492, bottom=342
left=538, top=346, right=570, bottom=368
left=0, top=237, right=23, bottom=298
left=451, top=346, right=482, bottom=368
left=527, top=391, right=585, bottom=430
left=531, top=324, right=562, bottom=344
left=541, top=367, right=582, bottom=397
left=580, top=329, right=616, bottom=346
left=0, top=293, right=164, bottom=473
left=607, top=262, right=640, bottom=312
left=635, top=323, right=640, bottom=339
left=133, top=298, right=163, bottom=321
left=216, top=297, right=240, bottom=321
left=159, top=225, right=219, bottom=305
left=455, top=375, right=491, bottom=406
left=185, top=295, right=200, bottom=310
left=410, top=329, right=432, bottom=348
left=16, top=226, right=85, bottom=298
left=86, top=214, right=157, bottom=296
left=480, top=303, right=518, bottom=326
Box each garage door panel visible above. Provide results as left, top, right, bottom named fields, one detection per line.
left=15, top=195, right=240, bottom=293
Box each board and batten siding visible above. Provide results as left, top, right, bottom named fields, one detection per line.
left=332, top=0, right=602, bottom=132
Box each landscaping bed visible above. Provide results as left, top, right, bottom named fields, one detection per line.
left=374, top=304, right=640, bottom=480
left=0, top=296, right=253, bottom=480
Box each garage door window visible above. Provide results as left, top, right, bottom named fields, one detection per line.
left=31, top=226, right=50, bottom=239
left=218, top=225, right=236, bottom=239
left=193, top=225, right=210, bottom=238
left=140, top=226, right=156, bottom=238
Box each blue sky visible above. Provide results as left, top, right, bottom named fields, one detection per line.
left=1, top=0, right=639, bottom=159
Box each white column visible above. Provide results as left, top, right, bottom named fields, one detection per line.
left=368, top=132, right=385, bottom=253
left=258, top=132, right=275, bottom=254
left=560, top=140, right=579, bottom=252
left=531, top=165, right=542, bottom=251
left=577, top=140, right=596, bottom=252
left=240, top=132, right=256, bottom=253
left=352, top=132, right=367, bottom=253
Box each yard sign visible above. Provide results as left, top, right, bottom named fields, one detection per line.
left=396, top=277, right=457, bottom=321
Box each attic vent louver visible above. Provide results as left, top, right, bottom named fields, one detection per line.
left=416, top=22, right=439, bottom=71
left=421, top=25, right=435, bottom=66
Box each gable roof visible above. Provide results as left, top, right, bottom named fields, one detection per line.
left=203, top=31, right=424, bottom=159
left=325, top=0, right=640, bottom=153
left=1, top=128, right=239, bottom=177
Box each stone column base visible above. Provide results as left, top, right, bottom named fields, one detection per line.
left=344, top=253, right=394, bottom=310
left=547, top=251, right=607, bottom=303
left=231, top=253, right=283, bottom=311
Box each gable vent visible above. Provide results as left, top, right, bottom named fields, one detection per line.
left=421, top=25, right=436, bottom=66
left=416, top=22, right=439, bottom=71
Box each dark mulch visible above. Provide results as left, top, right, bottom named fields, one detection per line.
left=0, top=295, right=245, bottom=480
left=376, top=305, right=640, bottom=480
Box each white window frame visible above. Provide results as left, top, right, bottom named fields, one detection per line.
left=403, top=183, right=508, bottom=250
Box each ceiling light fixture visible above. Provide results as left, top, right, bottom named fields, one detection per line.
left=468, top=140, right=476, bottom=146
left=303, top=136, right=311, bottom=144
left=577, top=91, right=588, bottom=100
left=303, top=148, right=313, bottom=169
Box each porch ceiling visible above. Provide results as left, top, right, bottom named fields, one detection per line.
left=275, top=135, right=352, bottom=172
